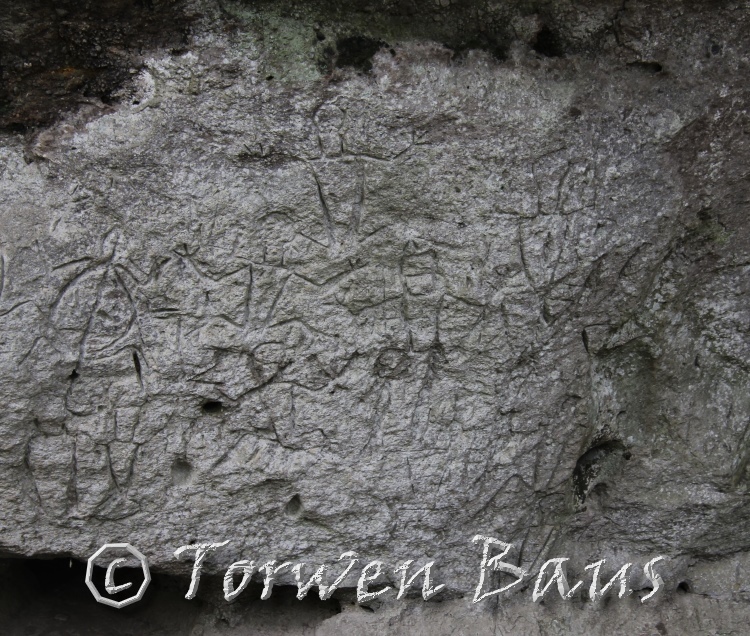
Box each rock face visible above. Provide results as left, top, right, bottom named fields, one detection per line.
left=0, top=0, right=749, bottom=633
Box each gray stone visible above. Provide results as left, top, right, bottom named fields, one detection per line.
left=0, top=0, right=749, bottom=633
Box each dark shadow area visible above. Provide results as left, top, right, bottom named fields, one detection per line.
left=0, top=556, right=343, bottom=635
left=627, top=60, right=664, bottom=74
left=0, top=0, right=642, bottom=133
left=0, top=0, right=195, bottom=131
left=572, top=440, right=627, bottom=504
left=232, top=0, right=580, bottom=71
left=335, top=35, right=387, bottom=73
left=201, top=399, right=224, bottom=414
left=533, top=25, right=564, bottom=58
left=0, top=556, right=201, bottom=635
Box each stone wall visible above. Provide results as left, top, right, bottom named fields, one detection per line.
left=0, top=1, right=748, bottom=633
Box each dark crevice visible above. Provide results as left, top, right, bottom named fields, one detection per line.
left=590, top=482, right=608, bottom=498
left=201, top=400, right=223, bottom=414
left=133, top=351, right=142, bottom=381
left=533, top=26, right=564, bottom=58
left=627, top=60, right=664, bottom=74
left=572, top=440, right=626, bottom=504
left=335, top=36, right=387, bottom=73
left=4, top=121, right=28, bottom=134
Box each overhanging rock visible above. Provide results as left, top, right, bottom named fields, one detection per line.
left=0, top=1, right=749, bottom=633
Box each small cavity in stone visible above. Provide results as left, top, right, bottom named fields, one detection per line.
left=533, top=26, right=564, bottom=57
left=202, top=400, right=223, bottom=414
left=335, top=36, right=386, bottom=73
left=285, top=494, right=303, bottom=517
left=171, top=458, right=193, bottom=486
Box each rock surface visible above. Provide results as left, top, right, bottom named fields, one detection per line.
left=0, top=0, right=749, bottom=633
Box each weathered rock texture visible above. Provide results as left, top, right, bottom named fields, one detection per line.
left=0, top=0, right=749, bottom=633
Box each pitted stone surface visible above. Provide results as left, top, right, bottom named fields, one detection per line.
left=0, top=1, right=749, bottom=633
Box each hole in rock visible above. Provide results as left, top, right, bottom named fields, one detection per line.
left=572, top=440, right=626, bottom=504
left=335, top=36, right=386, bottom=73
left=627, top=61, right=663, bottom=74
left=70, top=368, right=79, bottom=380
left=533, top=26, right=564, bottom=57
left=677, top=581, right=691, bottom=594
left=697, top=208, right=713, bottom=222
left=285, top=494, right=303, bottom=517
left=201, top=400, right=223, bottom=414
left=590, top=482, right=608, bottom=498
left=171, top=458, right=193, bottom=486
